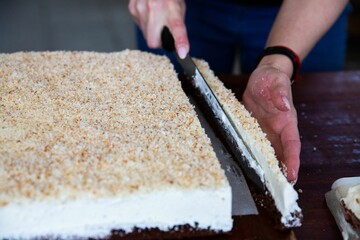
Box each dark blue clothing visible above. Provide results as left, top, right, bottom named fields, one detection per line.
left=137, top=0, right=351, bottom=74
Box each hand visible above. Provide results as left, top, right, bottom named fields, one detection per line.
left=128, top=0, right=189, bottom=58
left=242, top=57, right=301, bottom=183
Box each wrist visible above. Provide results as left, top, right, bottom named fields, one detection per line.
left=258, top=54, right=294, bottom=79
left=257, top=46, right=301, bottom=82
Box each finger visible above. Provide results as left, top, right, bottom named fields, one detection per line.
left=131, top=0, right=149, bottom=36
left=145, top=0, right=165, bottom=48
left=169, top=19, right=189, bottom=59
left=281, top=120, right=301, bottom=183
left=270, top=75, right=292, bottom=112
left=128, top=0, right=138, bottom=20
left=167, top=1, right=189, bottom=58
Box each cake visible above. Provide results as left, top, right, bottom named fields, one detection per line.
left=0, top=51, right=232, bottom=239
left=327, top=177, right=360, bottom=239
left=193, top=59, right=302, bottom=228
left=342, top=184, right=360, bottom=234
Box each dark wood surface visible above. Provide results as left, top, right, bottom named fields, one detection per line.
left=211, top=71, right=360, bottom=240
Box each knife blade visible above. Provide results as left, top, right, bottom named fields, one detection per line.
left=188, top=94, right=258, bottom=216
left=161, top=26, right=265, bottom=191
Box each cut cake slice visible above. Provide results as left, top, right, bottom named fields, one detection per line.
left=326, top=177, right=360, bottom=239
left=193, top=59, right=302, bottom=228
left=0, top=51, right=232, bottom=239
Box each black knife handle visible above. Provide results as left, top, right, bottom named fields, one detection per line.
left=161, top=26, right=176, bottom=52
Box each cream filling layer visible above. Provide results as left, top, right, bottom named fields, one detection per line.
left=0, top=187, right=232, bottom=239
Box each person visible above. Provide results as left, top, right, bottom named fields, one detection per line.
left=128, top=0, right=350, bottom=183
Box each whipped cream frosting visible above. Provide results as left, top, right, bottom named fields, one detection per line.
left=0, top=51, right=233, bottom=239
left=0, top=187, right=232, bottom=239
left=328, top=177, right=360, bottom=239
left=332, top=177, right=360, bottom=218
left=342, top=184, right=360, bottom=220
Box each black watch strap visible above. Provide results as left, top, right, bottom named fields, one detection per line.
left=257, top=46, right=301, bottom=82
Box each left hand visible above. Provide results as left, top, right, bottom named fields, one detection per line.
left=242, top=60, right=301, bottom=183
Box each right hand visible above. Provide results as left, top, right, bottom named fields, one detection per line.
left=128, top=0, right=189, bottom=59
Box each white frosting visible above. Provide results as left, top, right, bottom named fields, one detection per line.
left=0, top=187, right=232, bottom=239
left=332, top=177, right=360, bottom=219
left=342, top=185, right=360, bottom=220
left=326, top=188, right=359, bottom=240
left=327, top=177, right=360, bottom=239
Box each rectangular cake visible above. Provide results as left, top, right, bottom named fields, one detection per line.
left=0, top=51, right=232, bottom=239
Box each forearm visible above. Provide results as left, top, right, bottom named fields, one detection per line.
left=259, top=0, right=349, bottom=77
left=268, top=0, right=348, bottom=59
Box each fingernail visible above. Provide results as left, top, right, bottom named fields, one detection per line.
left=289, top=169, right=297, bottom=185
left=282, top=96, right=291, bottom=110
left=177, top=46, right=187, bottom=59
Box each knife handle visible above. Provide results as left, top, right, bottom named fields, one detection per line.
left=161, top=26, right=176, bottom=52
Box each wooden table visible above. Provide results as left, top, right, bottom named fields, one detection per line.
left=208, top=71, right=360, bottom=240
left=290, top=71, right=359, bottom=240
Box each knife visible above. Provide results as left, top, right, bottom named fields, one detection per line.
left=161, top=26, right=265, bottom=192
left=188, top=94, right=258, bottom=216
